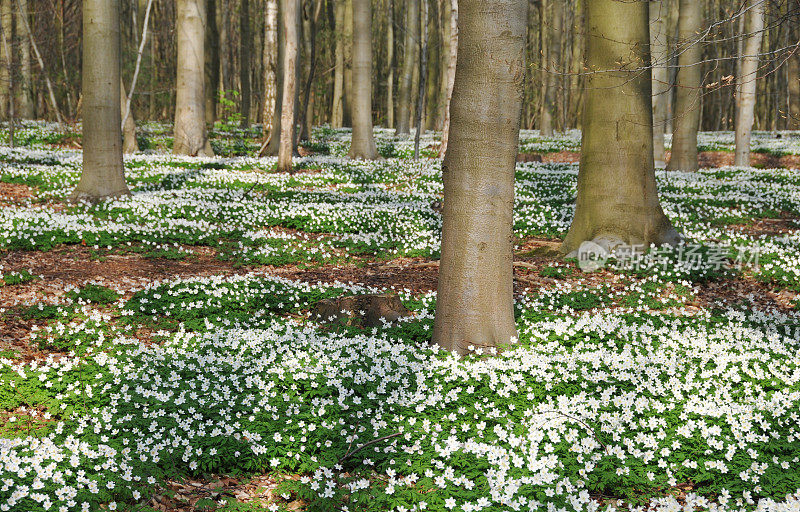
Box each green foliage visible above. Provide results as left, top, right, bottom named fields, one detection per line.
left=67, top=284, right=120, bottom=305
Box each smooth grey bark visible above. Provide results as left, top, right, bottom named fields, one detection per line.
left=666, top=0, right=703, bottom=172
left=277, top=0, right=299, bottom=172
left=386, top=0, right=394, bottom=128
left=650, top=0, right=669, bottom=166
left=262, top=0, right=286, bottom=156
left=561, top=0, right=678, bottom=255
left=205, top=0, right=219, bottom=124
left=0, top=0, right=10, bottom=119
left=396, top=0, right=419, bottom=135
left=433, top=0, right=528, bottom=355
left=413, top=0, right=429, bottom=158
left=240, top=0, right=251, bottom=125
left=174, top=0, right=214, bottom=156
left=540, top=0, right=562, bottom=136
left=263, top=0, right=278, bottom=134
left=72, top=0, right=130, bottom=201
left=734, top=0, right=765, bottom=167
left=342, top=0, right=353, bottom=127
left=16, top=0, right=32, bottom=118
left=331, top=0, right=345, bottom=127
left=121, top=79, right=138, bottom=154
left=348, top=0, right=379, bottom=159
left=438, top=0, right=457, bottom=158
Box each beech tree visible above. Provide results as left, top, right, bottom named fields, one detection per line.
left=561, top=0, right=679, bottom=255
left=71, top=0, right=130, bottom=201
left=174, top=0, right=214, bottom=157
left=348, top=0, right=379, bottom=159
left=396, top=0, right=419, bottom=135
left=666, top=0, right=703, bottom=172
left=433, top=0, right=528, bottom=355
left=650, top=0, right=669, bottom=166
left=734, top=0, right=765, bottom=167
left=277, top=0, right=299, bottom=172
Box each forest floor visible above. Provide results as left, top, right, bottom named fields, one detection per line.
left=2, top=123, right=800, bottom=512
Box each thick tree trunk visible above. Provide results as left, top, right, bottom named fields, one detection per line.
left=331, top=0, right=345, bottom=127
left=666, top=0, right=703, bottom=172
left=262, top=0, right=286, bottom=156
left=348, top=0, right=379, bottom=159
left=205, top=0, right=219, bottom=124
left=386, top=0, right=394, bottom=128
left=121, top=78, right=138, bottom=154
left=790, top=50, right=800, bottom=129
left=438, top=0, right=457, bottom=158
left=72, top=0, right=130, bottom=201
left=16, top=0, right=32, bottom=119
left=561, top=0, right=679, bottom=255
left=433, top=0, right=527, bottom=355
left=396, top=0, right=419, bottom=135
left=174, top=0, right=214, bottom=156
left=240, top=0, right=251, bottom=126
left=277, top=0, right=299, bottom=172
left=734, top=0, right=765, bottom=167
left=650, top=0, right=669, bottom=166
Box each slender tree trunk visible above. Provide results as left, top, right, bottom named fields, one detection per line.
left=174, top=0, right=214, bottom=156
left=734, top=0, right=765, bottom=167
left=72, top=0, right=130, bottom=201
left=205, top=0, right=219, bottom=124
left=650, top=0, right=669, bottom=166
left=240, top=0, right=251, bottom=126
left=433, top=0, right=527, bottom=355
left=278, top=0, right=299, bottom=172
left=348, top=0, right=378, bottom=159
left=16, top=0, right=32, bottom=119
left=424, top=0, right=439, bottom=131
left=414, top=0, right=428, bottom=157
left=0, top=0, right=10, bottom=119
left=561, top=0, right=679, bottom=255
left=299, top=0, right=321, bottom=141
left=331, top=0, right=345, bottom=127
left=15, top=0, right=62, bottom=123
left=121, top=78, right=138, bottom=153
left=386, top=0, right=395, bottom=128
left=789, top=49, right=800, bottom=129
left=263, top=0, right=278, bottom=134
left=396, top=0, right=419, bottom=135
left=541, top=0, right=562, bottom=135
left=666, top=0, right=703, bottom=172
left=342, top=0, right=353, bottom=126
left=438, top=0, right=457, bottom=158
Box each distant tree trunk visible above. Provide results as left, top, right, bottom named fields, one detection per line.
left=262, top=0, right=286, bottom=156
left=790, top=50, right=800, bottom=129
left=331, top=0, right=345, bottom=127
left=423, top=0, right=439, bottom=131
left=414, top=0, right=429, bottom=157
left=348, top=0, right=378, bottom=159
left=277, top=0, right=299, bottom=172
left=121, top=78, right=138, bottom=153
left=240, top=0, right=251, bottom=126
left=666, top=0, right=703, bottom=172
left=541, top=0, right=562, bottom=136
left=72, top=0, right=130, bottom=201
left=205, top=0, right=219, bottom=124
left=0, top=0, right=10, bottom=119
left=396, top=0, right=419, bottom=135
left=561, top=0, right=679, bottom=255
left=734, top=0, right=765, bottom=167
left=438, top=0, right=457, bottom=158
left=299, top=0, right=321, bottom=142
left=386, top=0, right=394, bottom=128
left=15, top=0, right=62, bottom=123
left=650, top=0, right=669, bottom=166
left=16, top=0, right=32, bottom=119
left=263, top=0, right=278, bottom=134
left=342, top=0, right=353, bottom=126
left=433, top=0, right=527, bottom=355
left=174, top=0, right=214, bottom=156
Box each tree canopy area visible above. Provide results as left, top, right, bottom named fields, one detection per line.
left=2, top=0, right=800, bottom=511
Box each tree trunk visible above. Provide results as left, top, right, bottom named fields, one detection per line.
left=205, top=0, right=219, bottom=124
left=331, top=0, right=345, bottom=127
left=789, top=48, right=800, bottom=129
left=277, top=0, right=299, bottom=172
left=240, top=0, right=251, bottom=126
left=16, top=0, right=32, bottom=119
left=414, top=0, right=429, bottom=157
left=437, top=0, right=457, bottom=158
left=342, top=0, right=353, bottom=126
left=734, top=0, right=765, bottom=167
left=263, top=0, right=278, bottom=134
left=262, top=0, right=286, bottom=156
left=121, top=78, right=138, bottom=154
left=541, top=0, right=562, bottom=135
left=561, top=0, right=679, bottom=255
left=432, top=0, right=527, bottom=355
left=0, top=0, right=10, bottom=119
left=424, top=0, right=439, bottom=131
left=72, top=0, right=130, bottom=201
left=348, top=0, right=379, bottom=159
left=666, top=0, right=703, bottom=172
left=386, top=0, right=394, bottom=128
left=650, top=0, right=669, bottom=166
left=396, top=0, right=419, bottom=135
left=174, top=0, right=214, bottom=156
